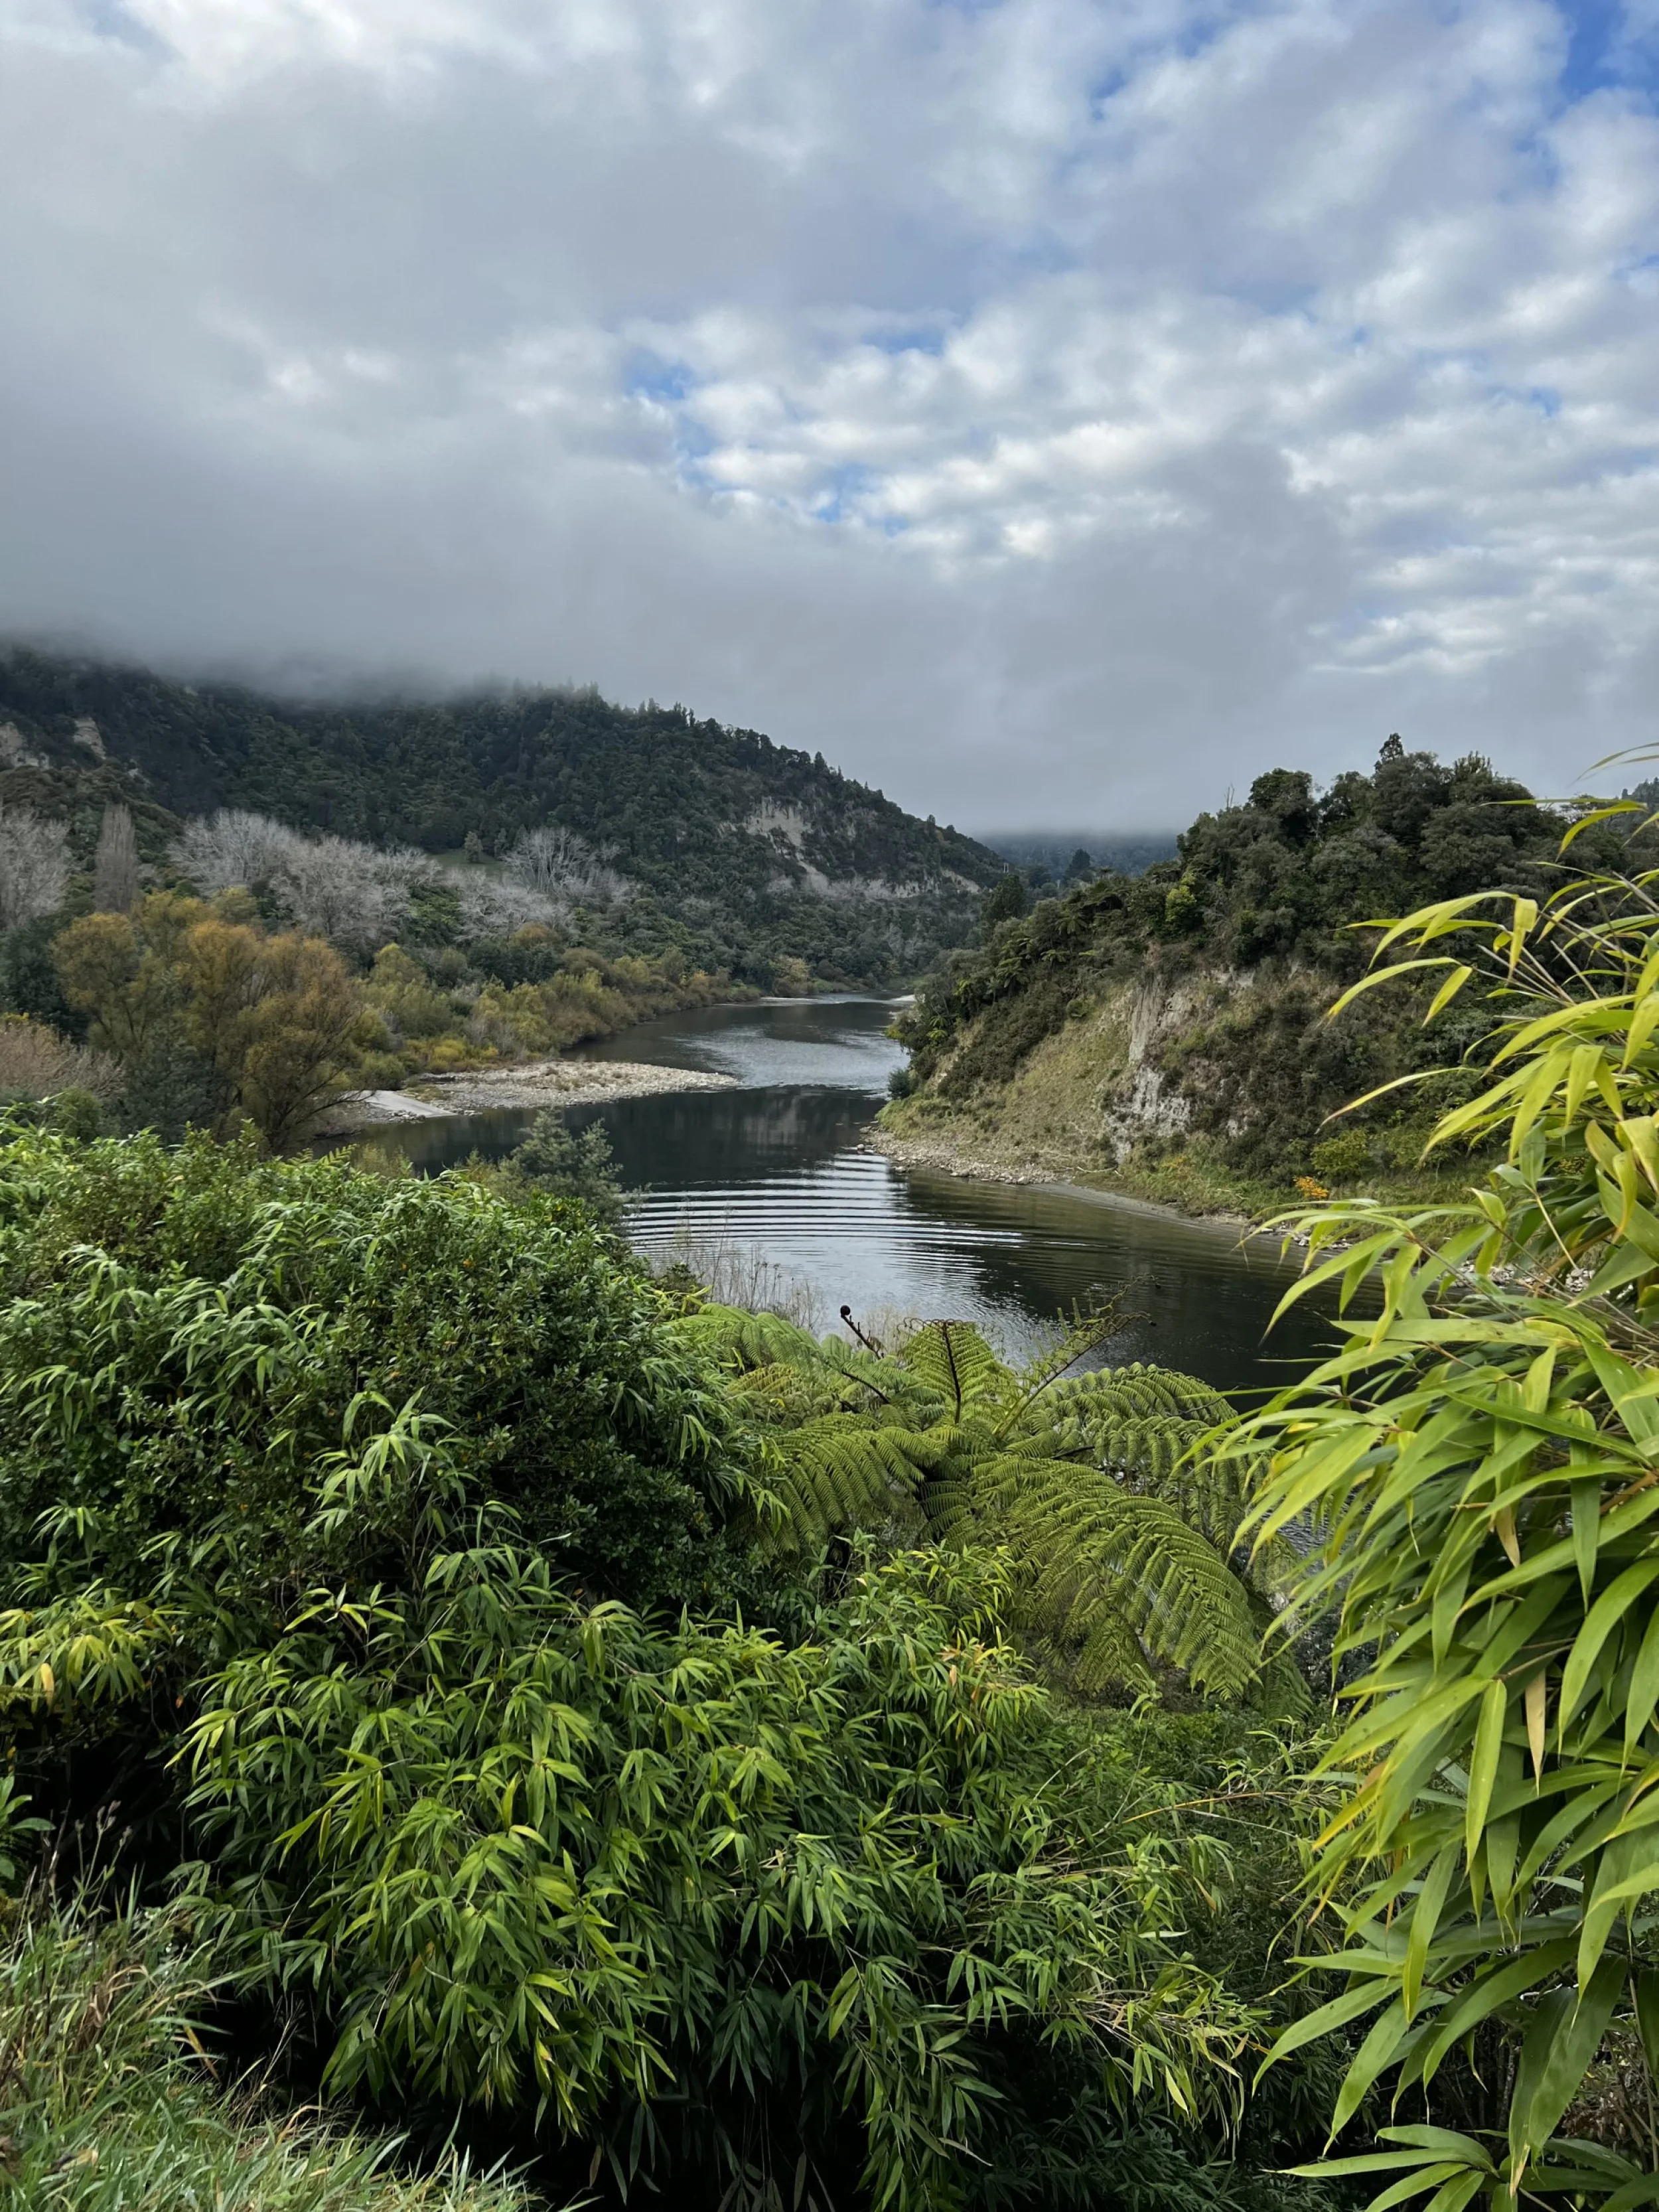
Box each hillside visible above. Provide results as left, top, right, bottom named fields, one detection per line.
left=0, top=646, right=1001, bottom=988
left=880, top=737, right=1634, bottom=1213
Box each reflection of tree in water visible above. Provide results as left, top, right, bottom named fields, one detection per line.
left=565, top=1086, right=873, bottom=1189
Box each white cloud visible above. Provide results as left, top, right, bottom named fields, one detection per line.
left=0, top=0, right=1655, bottom=826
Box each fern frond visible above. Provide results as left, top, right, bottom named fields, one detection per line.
left=760, top=1417, right=937, bottom=1553
left=979, top=1456, right=1262, bottom=1698
left=668, top=1304, right=823, bottom=1374
left=898, top=1322, right=1000, bottom=1419
left=1045, top=1361, right=1233, bottom=1430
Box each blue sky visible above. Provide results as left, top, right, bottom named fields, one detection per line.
left=1, top=0, right=1655, bottom=826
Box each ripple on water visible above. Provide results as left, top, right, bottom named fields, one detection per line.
left=366, top=997, right=1350, bottom=1396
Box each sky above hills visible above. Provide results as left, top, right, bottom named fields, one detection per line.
left=1, top=0, right=1654, bottom=829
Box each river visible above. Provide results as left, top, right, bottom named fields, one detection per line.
left=368, top=996, right=1344, bottom=1398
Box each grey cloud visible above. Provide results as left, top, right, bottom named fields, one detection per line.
left=0, top=0, right=1654, bottom=830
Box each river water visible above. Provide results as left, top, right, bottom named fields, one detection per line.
left=370, top=997, right=1342, bottom=1398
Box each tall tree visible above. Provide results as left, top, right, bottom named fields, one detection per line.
left=92, top=802, right=140, bottom=914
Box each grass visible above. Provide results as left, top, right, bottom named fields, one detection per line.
left=0, top=1885, right=540, bottom=2212
left=880, top=1076, right=1481, bottom=1226
left=650, top=1228, right=824, bottom=1330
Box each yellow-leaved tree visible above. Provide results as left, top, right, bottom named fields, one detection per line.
left=53, top=893, right=366, bottom=1147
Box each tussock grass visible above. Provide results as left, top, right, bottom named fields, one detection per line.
left=0, top=1888, right=538, bottom=2212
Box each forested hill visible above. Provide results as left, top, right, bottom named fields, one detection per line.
left=883, top=737, right=1640, bottom=1210
left=0, top=646, right=1001, bottom=984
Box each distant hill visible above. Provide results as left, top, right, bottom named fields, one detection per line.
left=983, top=832, right=1179, bottom=881
left=0, top=647, right=1002, bottom=988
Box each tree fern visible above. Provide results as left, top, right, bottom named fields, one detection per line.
left=679, top=1305, right=1292, bottom=1704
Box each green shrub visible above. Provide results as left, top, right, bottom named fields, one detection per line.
left=1307, top=1128, right=1371, bottom=1183
left=0, top=1129, right=757, bottom=1649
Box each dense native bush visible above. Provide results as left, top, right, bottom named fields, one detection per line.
left=0, top=1126, right=1352, bottom=2209
left=180, top=1549, right=1271, bottom=2210
left=894, top=737, right=1646, bottom=1181
left=0, top=646, right=1000, bottom=992
left=0, top=1131, right=755, bottom=1674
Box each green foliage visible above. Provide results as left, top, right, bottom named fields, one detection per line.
left=1232, top=853, right=1659, bottom=2202
left=498, top=1108, right=627, bottom=1227
left=0, top=913, right=78, bottom=1034
left=680, top=1307, right=1301, bottom=1704
left=0, top=1130, right=753, bottom=1678
left=0, top=1126, right=1361, bottom=2209
left=983, top=872, right=1033, bottom=929
left=0, top=1886, right=536, bottom=2212
left=180, top=1546, right=1262, bottom=2209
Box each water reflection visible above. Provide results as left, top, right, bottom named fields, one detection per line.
left=366, top=998, right=1344, bottom=1397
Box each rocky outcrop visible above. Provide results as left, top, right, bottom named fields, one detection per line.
left=877, top=954, right=1362, bottom=1199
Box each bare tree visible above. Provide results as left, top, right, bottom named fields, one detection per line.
left=273, top=834, right=417, bottom=952
left=93, top=803, right=141, bottom=913
left=176, top=811, right=420, bottom=954
left=0, top=806, right=70, bottom=930
left=0, top=1016, right=121, bottom=1103
left=456, top=873, right=567, bottom=938
left=507, top=826, right=630, bottom=906
left=174, top=809, right=303, bottom=893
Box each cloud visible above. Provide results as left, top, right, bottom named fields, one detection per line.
left=1, top=0, right=1655, bottom=828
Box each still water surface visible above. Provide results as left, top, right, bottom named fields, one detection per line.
left=374, top=998, right=1340, bottom=1397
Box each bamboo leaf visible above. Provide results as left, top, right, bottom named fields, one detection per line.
left=1466, top=1679, right=1507, bottom=1867
left=1508, top=1958, right=1625, bottom=2164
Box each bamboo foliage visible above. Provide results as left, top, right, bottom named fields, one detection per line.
left=680, top=1308, right=1287, bottom=1702
left=1232, top=859, right=1659, bottom=2205
left=0, top=1136, right=1274, bottom=2210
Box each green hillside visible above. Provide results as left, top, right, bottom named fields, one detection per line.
left=882, top=736, right=1636, bottom=1211
left=0, top=646, right=1001, bottom=988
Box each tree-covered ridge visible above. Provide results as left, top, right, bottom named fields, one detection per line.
left=889, top=737, right=1642, bottom=1197
left=0, top=648, right=1001, bottom=988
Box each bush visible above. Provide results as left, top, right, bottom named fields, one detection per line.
left=0, top=1130, right=755, bottom=1639
left=1307, top=1128, right=1371, bottom=1183
left=500, top=1107, right=627, bottom=1226
left=0, top=1130, right=1342, bottom=2211
left=0, top=1015, right=121, bottom=1105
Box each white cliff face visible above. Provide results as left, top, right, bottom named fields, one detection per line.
left=885, top=956, right=1325, bottom=1189
left=0, top=723, right=49, bottom=770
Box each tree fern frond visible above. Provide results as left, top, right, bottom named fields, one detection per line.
left=989, top=1459, right=1262, bottom=1697
left=1067, top=1608, right=1158, bottom=1700
left=1045, top=1361, right=1234, bottom=1430
left=669, top=1304, right=823, bottom=1374
left=746, top=1329, right=1288, bottom=1704
left=760, top=1417, right=936, bottom=1553
left=898, top=1323, right=999, bottom=1420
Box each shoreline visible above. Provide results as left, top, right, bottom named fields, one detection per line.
left=314, top=1059, right=738, bottom=1138
left=863, top=1122, right=1276, bottom=1240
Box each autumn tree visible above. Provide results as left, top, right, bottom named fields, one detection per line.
left=50, top=903, right=182, bottom=1064
left=52, top=895, right=365, bottom=1147
left=190, top=922, right=364, bottom=1147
